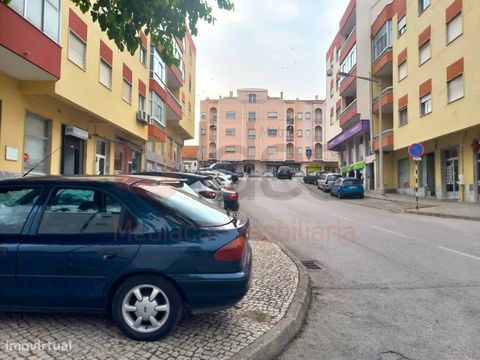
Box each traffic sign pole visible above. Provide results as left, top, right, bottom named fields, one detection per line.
left=415, top=159, right=419, bottom=213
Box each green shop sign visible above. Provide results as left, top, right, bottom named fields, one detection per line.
left=340, top=161, right=365, bottom=174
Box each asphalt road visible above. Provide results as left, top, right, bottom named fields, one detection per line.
left=238, top=177, right=480, bottom=360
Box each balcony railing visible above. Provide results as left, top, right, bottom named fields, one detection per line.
left=315, top=153, right=322, bottom=160
left=339, top=26, right=356, bottom=63
left=339, top=99, right=358, bottom=127
left=315, top=118, right=322, bottom=125
left=209, top=115, right=217, bottom=124
left=287, top=136, right=294, bottom=142
left=209, top=135, right=217, bottom=141
left=315, top=136, right=322, bottom=142
left=286, top=153, right=294, bottom=160
left=373, top=128, right=394, bottom=152
left=287, top=117, right=294, bottom=125
left=208, top=152, right=217, bottom=159
left=372, top=87, right=394, bottom=113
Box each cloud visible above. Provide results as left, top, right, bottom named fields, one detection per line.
left=186, top=0, right=351, bottom=145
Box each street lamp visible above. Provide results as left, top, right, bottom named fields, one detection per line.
left=329, top=70, right=385, bottom=195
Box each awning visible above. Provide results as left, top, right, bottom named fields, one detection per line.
left=327, top=120, right=369, bottom=151
left=341, top=161, right=365, bottom=174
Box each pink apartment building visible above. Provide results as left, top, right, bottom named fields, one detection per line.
left=199, top=89, right=338, bottom=173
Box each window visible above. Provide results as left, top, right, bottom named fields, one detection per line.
left=419, top=41, right=431, bottom=65
left=138, top=93, right=146, bottom=112
left=340, top=45, right=356, bottom=76
left=297, top=130, right=303, bottom=137
left=398, top=16, right=407, bottom=37
left=398, top=61, right=407, bottom=81
left=150, top=91, right=165, bottom=126
left=0, top=187, right=41, bottom=234
left=201, top=112, right=206, bottom=119
left=373, top=20, right=392, bottom=62
left=399, top=107, right=408, bottom=126
left=418, top=0, right=430, bottom=14
left=225, top=128, right=235, bottom=136
left=10, top=0, right=60, bottom=42
left=267, top=129, right=277, bottom=137
left=140, top=45, right=147, bottom=66
left=305, top=112, right=311, bottom=120
left=297, top=112, right=303, bottom=120
left=420, top=94, right=432, bottom=116
left=305, top=130, right=311, bottom=138
left=248, top=94, right=256, bottom=103
left=150, top=46, right=165, bottom=85
left=267, top=112, right=278, bottom=119
left=122, top=80, right=132, bottom=103
left=99, top=60, right=112, bottom=88
left=225, top=146, right=235, bottom=153
left=330, top=113, right=333, bottom=126
left=201, top=129, right=206, bottom=136
left=296, top=147, right=302, bottom=155
left=447, top=14, right=462, bottom=44
left=38, top=188, right=133, bottom=234
left=248, top=146, right=256, bottom=157
left=447, top=75, right=464, bottom=103
left=267, top=146, right=277, bottom=155
left=226, top=111, right=236, bottom=119
left=248, top=112, right=256, bottom=121
left=68, top=32, right=86, bottom=69
left=24, top=112, right=49, bottom=175
left=248, top=129, right=256, bottom=139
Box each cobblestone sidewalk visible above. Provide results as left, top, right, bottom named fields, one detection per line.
left=0, top=240, right=298, bottom=360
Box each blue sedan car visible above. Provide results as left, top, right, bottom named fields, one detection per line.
left=0, top=176, right=252, bottom=341
left=330, top=177, right=364, bottom=199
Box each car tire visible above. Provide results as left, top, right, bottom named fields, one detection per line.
left=359, top=194, right=364, bottom=199
left=112, top=275, right=183, bottom=341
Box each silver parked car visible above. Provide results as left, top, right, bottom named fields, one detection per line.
left=317, top=173, right=342, bottom=192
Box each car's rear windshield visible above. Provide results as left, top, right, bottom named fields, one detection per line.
left=328, top=175, right=341, bottom=181
left=136, top=184, right=233, bottom=227
left=343, top=179, right=361, bottom=186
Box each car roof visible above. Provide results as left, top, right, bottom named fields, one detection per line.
left=342, top=177, right=359, bottom=180
left=136, top=171, right=211, bottom=180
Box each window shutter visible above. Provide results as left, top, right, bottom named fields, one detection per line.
left=447, top=14, right=462, bottom=43
left=99, top=60, right=112, bottom=88
left=68, top=32, right=86, bottom=69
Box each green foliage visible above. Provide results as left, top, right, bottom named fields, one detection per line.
left=1, top=0, right=234, bottom=65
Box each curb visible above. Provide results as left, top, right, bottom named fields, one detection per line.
left=404, top=209, right=480, bottom=222
left=231, top=225, right=312, bottom=360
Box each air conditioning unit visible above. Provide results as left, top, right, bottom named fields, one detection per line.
left=136, top=111, right=151, bottom=125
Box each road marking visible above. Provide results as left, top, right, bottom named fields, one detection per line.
left=437, top=246, right=480, bottom=262
left=369, top=225, right=415, bottom=239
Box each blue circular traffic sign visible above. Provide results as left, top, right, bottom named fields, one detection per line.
left=408, top=143, right=425, bottom=157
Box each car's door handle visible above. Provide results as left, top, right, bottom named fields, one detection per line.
left=0, top=247, right=7, bottom=254
left=102, top=250, right=119, bottom=260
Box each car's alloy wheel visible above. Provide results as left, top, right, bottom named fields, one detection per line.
left=112, top=275, right=183, bottom=341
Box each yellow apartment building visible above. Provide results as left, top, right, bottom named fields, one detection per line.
left=370, top=0, right=479, bottom=202
left=0, top=1, right=195, bottom=178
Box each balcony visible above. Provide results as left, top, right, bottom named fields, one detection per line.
left=208, top=152, right=217, bottom=159
left=0, top=3, right=61, bottom=80
left=339, top=26, right=356, bottom=64
left=339, top=68, right=357, bottom=96
left=287, top=116, right=294, bottom=125
left=166, top=63, right=184, bottom=88
left=315, top=153, right=322, bottom=160
left=209, top=134, right=217, bottom=142
left=373, top=129, right=394, bottom=152
left=149, top=79, right=182, bottom=121
left=287, top=135, right=294, bottom=142
left=315, top=118, right=322, bottom=125
left=286, top=153, right=294, bottom=161
left=372, top=87, right=393, bottom=114
left=315, top=136, right=322, bottom=142
left=339, top=100, right=360, bottom=128
left=210, top=115, right=217, bottom=124
left=372, top=47, right=393, bottom=77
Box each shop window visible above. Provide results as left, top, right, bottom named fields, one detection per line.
left=24, top=112, right=50, bottom=175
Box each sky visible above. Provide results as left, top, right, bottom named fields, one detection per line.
left=186, top=0, right=350, bottom=145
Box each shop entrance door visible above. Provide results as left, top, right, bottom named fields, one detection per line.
left=61, top=126, right=85, bottom=175
left=445, top=153, right=459, bottom=200
left=95, top=139, right=108, bottom=175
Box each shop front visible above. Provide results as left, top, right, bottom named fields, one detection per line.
left=61, top=125, right=88, bottom=175
left=341, top=161, right=366, bottom=183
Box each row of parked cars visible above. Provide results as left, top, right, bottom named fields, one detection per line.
left=0, top=168, right=249, bottom=341
left=304, top=171, right=364, bottom=199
